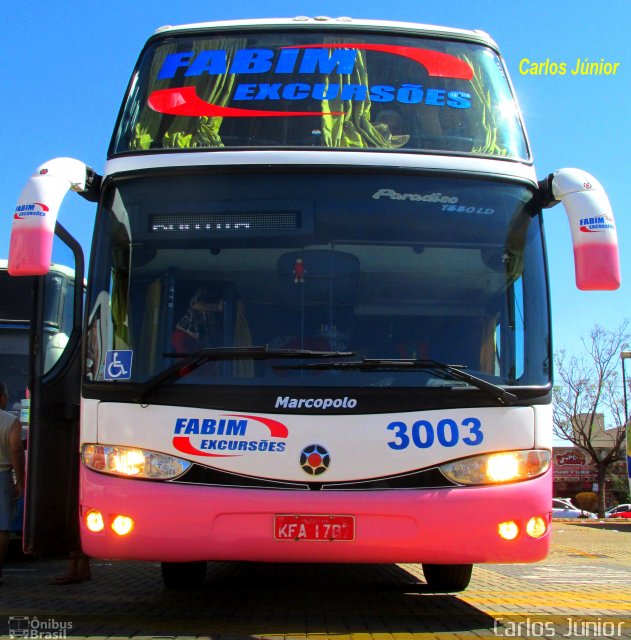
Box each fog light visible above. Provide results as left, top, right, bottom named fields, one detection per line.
left=498, top=520, right=519, bottom=540
left=85, top=509, right=104, bottom=533
left=526, top=516, right=547, bottom=539
left=111, top=515, right=135, bottom=536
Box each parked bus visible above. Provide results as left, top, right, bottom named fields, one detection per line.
left=8, top=18, right=620, bottom=590
left=0, top=260, right=77, bottom=435
left=0, top=257, right=80, bottom=540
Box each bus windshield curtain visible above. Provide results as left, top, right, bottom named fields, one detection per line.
left=130, top=39, right=244, bottom=150
left=479, top=313, right=499, bottom=375
left=111, top=238, right=132, bottom=350
left=462, top=56, right=508, bottom=157
left=321, top=48, right=410, bottom=149
left=111, top=268, right=131, bottom=349
left=233, top=300, right=254, bottom=378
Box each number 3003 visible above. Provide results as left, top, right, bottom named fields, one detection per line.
left=386, top=417, right=483, bottom=450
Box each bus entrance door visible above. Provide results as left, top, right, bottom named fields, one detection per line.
left=22, top=224, right=84, bottom=556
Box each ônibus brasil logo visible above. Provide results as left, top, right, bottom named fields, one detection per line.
left=14, top=202, right=49, bottom=219
left=172, top=413, right=288, bottom=458
left=150, top=44, right=474, bottom=119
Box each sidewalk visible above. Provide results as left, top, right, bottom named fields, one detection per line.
left=1, top=522, right=630, bottom=639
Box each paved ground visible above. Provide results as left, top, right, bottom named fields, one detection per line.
left=1, top=521, right=630, bottom=639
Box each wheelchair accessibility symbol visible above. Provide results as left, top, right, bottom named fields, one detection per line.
left=104, top=350, right=133, bottom=380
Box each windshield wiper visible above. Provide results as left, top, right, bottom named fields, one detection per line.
left=275, top=358, right=517, bottom=405
left=135, top=346, right=354, bottom=403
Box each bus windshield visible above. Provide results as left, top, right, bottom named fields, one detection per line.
left=112, top=30, right=529, bottom=160
left=0, top=268, right=73, bottom=329
left=0, top=266, right=76, bottom=410
left=86, top=170, right=549, bottom=392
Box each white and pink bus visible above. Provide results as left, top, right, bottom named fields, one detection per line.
left=9, top=17, right=620, bottom=590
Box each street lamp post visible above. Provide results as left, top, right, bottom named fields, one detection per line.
left=621, top=351, right=631, bottom=500
left=622, top=351, right=631, bottom=425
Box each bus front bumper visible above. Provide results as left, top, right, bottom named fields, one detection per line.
left=79, top=466, right=551, bottom=564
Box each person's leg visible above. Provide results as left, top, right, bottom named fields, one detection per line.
left=0, top=471, right=15, bottom=585
left=76, top=552, right=91, bottom=580
left=50, top=550, right=91, bottom=584
left=0, top=530, right=9, bottom=584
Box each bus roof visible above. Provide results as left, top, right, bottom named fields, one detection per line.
left=149, top=17, right=499, bottom=51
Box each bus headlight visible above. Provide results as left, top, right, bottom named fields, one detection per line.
left=82, top=444, right=192, bottom=480
left=439, top=449, right=550, bottom=485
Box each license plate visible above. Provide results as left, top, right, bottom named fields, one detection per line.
left=274, top=514, right=355, bottom=541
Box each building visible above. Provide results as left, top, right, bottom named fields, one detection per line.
left=553, top=414, right=627, bottom=505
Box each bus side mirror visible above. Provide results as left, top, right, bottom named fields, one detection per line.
left=538, top=168, right=620, bottom=291
left=9, top=158, right=101, bottom=276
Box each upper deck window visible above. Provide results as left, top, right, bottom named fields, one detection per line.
left=111, top=30, right=529, bottom=160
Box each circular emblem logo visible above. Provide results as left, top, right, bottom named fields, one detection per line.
left=300, top=444, right=330, bottom=476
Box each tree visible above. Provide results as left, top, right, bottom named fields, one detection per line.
left=553, top=321, right=630, bottom=517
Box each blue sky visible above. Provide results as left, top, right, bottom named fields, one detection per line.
left=1, top=0, right=629, bottom=381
